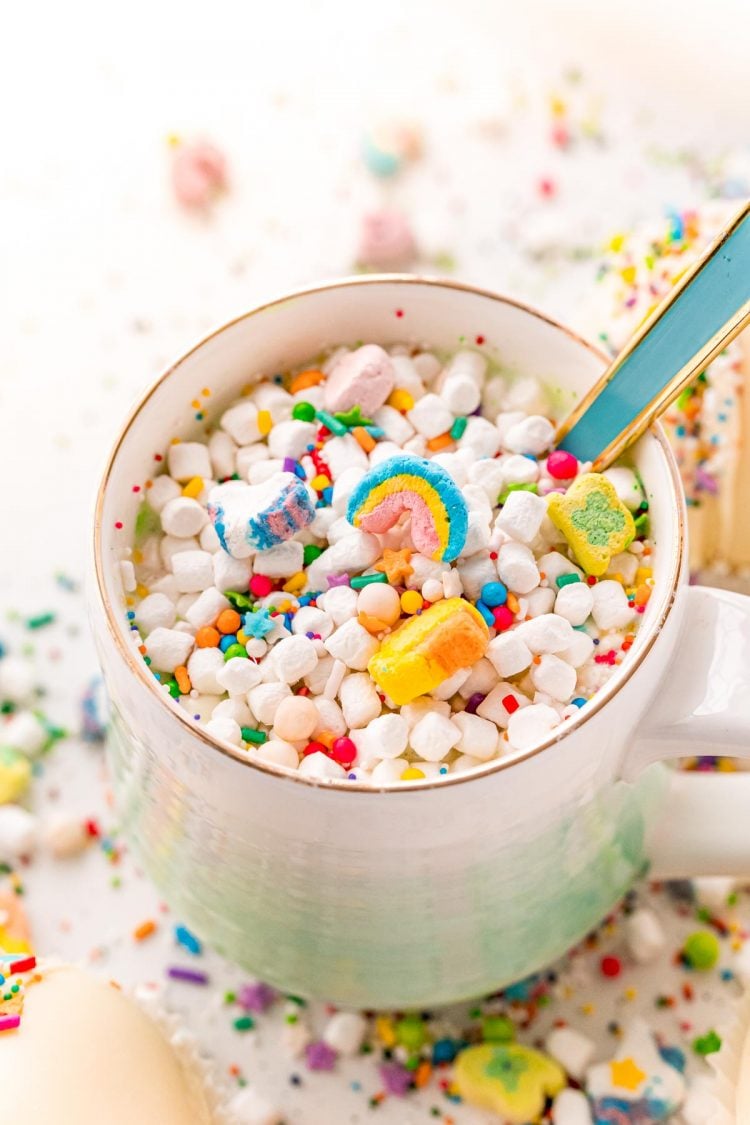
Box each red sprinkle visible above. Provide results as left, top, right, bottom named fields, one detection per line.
left=303, top=741, right=328, bottom=757
left=600, top=955, right=621, bottom=978
left=502, top=694, right=520, bottom=715
left=8, top=955, right=36, bottom=974
left=493, top=606, right=515, bottom=632
left=330, top=737, right=357, bottom=766
left=114, top=521, right=123, bottom=530
left=475, top=334, right=485, bottom=345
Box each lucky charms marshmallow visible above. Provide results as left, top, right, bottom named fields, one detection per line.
left=124, top=341, right=655, bottom=784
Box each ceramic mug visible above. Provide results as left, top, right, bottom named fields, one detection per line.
left=90, top=276, right=750, bottom=1009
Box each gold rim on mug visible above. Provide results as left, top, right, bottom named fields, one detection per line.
left=93, top=274, right=686, bottom=791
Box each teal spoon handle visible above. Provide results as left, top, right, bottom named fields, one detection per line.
left=557, top=201, right=750, bottom=470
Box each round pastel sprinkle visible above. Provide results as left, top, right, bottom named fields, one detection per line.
left=346, top=455, right=468, bottom=561
left=682, top=930, right=720, bottom=970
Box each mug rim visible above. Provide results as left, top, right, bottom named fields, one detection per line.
left=92, top=273, right=686, bottom=792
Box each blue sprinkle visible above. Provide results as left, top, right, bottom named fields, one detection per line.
left=175, top=924, right=202, bottom=956
left=219, top=634, right=238, bottom=652
left=721, top=968, right=735, bottom=981
left=322, top=487, right=333, bottom=504
left=480, top=581, right=507, bottom=608
left=294, top=463, right=307, bottom=479
left=475, top=600, right=495, bottom=627
left=659, top=1045, right=686, bottom=1074
left=572, top=697, right=587, bottom=708
left=364, top=425, right=385, bottom=438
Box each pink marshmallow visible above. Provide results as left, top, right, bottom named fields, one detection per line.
left=324, top=345, right=395, bottom=415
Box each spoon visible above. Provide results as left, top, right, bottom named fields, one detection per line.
left=556, top=200, right=750, bottom=470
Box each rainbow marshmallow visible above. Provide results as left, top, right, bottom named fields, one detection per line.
left=346, top=456, right=468, bottom=561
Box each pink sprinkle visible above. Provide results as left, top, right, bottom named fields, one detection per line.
left=546, top=450, right=578, bottom=480
left=0, top=1014, right=20, bottom=1032
left=171, top=140, right=228, bottom=211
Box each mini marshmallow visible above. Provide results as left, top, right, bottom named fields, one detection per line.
left=496, top=541, right=540, bottom=594
left=207, top=429, right=238, bottom=479
left=516, top=614, right=576, bottom=654
left=149, top=574, right=180, bottom=602
left=339, top=673, right=382, bottom=727
left=147, top=474, right=181, bottom=512
left=561, top=631, right=595, bottom=668
left=256, top=739, right=299, bottom=771
left=247, top=460, right=285, bottom=485
left=247, top=682, right=292, bottom=725
left=431, top=666, right=472, bottom=701
left=308, top=532, right=381, bottom=589
left=590, top=580, right=635, bottom=630
left=270, top=636, right=319, bottom=684
left=254, top=540, right=304, bottom=579
left=204, top=716, right=243, bottom=745
left=199, top=523, right=221, bottom=552
left=459, top=416, right=502, bottom=458
left=253, top=382, right=294, bottom=420
left=467, top=459, right=506, bottom=503
left=212, top=551, right=252, bottom=592
left=320, top=585, right=359, bottom=626
left=506, top=702, right=559, bottom=750
left=0, top=804, right=38, bottom=861
left=303, top=654, right=335, bottom=696
left=461, top=513, right=492, bottom=557
left=531, top=655, right=576, bottom=704
left=187, top=647, right=225, bottom=693
left=457, top=657, right=498, bottom=699
left=236, top=444, right=270, bottom=479
left=390, top=354, right=426, bottom=397
left=144, top=627, right=195, bottom=672
left=322, top=1012, right=368, bottom=1056
left=171, top=550, right=214, bottom=593
left=406, top=393, right=454, bottom=439
left=502, top=454, right=540, bottom=485
left=413, top=352, right=441, bottom=381
left=216, top=657, right=264, bottom=696
left=160, top=535, right=199, bottom=569
left=443, top=349, right=487, bottom=385
left=229, top=1087, right=283, bottom=1125
left=0, top=657, right=37, bottom=704
left=495, top=411, right=526, bottom=445
left=487, top=633, right=533, bottom=678
left=624, top=907, right=666, bottom=963
left=370, top=758, right=407, bottom=784
left=442, top=568, right=463, bottom=599
left=400, top=699, right=451, bottom=726
left=324, top=434, right=370, bottom=476
left=496, top=489, right=547, bottom=544
left=175, top=593, right=199, bottom=619
left=324, top=619, right=379, bottom=671
left=167, top=442, right=212, bottom=482
left=324, top=344, right=395, bottom=415
left=603, top=466, right=642, bottom=510
left=43, top=814, right=89, bottom=859
left=185, top=587, right=231, bottom=629
left=551, top=1088, right=594, bottom=1125
left=502, top=415, right=554, bottom=456
left=267, top=420, right=317, bottom=461
left=360, top=713, right=409, bottom=759
left=523, top=586, right=556, bottom=618
left=212, top=698, right=253, bottom=726
left=450, top=753, right=485, bottom=773
left=477, top=683, right=528, bottom=728
left=554, top=582, right=594, bottom=626
left=160, top=496, right=208, bottom=538
left=693, top=876, right=736, bottom=910
left=410, top=711, right=461, bottom=761
left=457, top=555, right=498, bottom=601
left=606, top=550, right=639, bottom=585
left=120, top=559, right=136, bottom=592
left=440, top=375, right=481, bottom=415
left=298, top=751, right=346, bottom=780
left=323, top=659, right=347, bottom=700
left=372, top=405, right=415, bottom=445
left=451, top=711, right=499, bottom=760
left=3, top=710, right=47, bottom=755
left=220, top=401, right=261, bottom=445
left=292, top=606, right=334, bottom=640
left=545, top=1027, right=596, bottom=1082
left=538, top=552, right=583, bottom=585
left=312, top=696, right=346, bottom=737
left=331, top=466, right=367, bottom=514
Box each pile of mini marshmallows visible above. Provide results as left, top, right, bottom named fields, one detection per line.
left=123, top=343, right=654, bottom=784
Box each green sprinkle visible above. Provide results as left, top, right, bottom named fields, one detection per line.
left=395, top=1015, right=427, bottom=1051
left=223, top=644, right=248, bottom=661
left=165, top=678, right=180, bottom=699
left=242, top=728, right=267, bottom=744
left=286, top=994, right=307, bottom=1007
left=633, top=512, right=649, bottom=536
left=556, top=573, right=581, bottom=588
left=404, top=1056, right=421, bottom=1071
left=225, top=591, right=253, bottom=610
left=234, top=1015, right=255, bottom=1032
left=498, top=482, right=539, bottom=504
left=350, top=572, right=388, bottom=589
left=25, top=612, right=55, bottom=630
left=334, top=405, right=372, bottom=428
left=315, top=409, right=347, bottom=436
left=303, top=544, right=323, bottom=566
left=450, top=416, right=467, bottom=440
left=693, top=1029, right=722, bottom=1056
left=481, top=1015, right=515, bottom=1043
left=683, top=930, right=720, bottom=970
left=224, top=990, right=236, bottom=1004
left=134, top=501, right=161, bottom=543
left=292, top=401, right=316, bottom=422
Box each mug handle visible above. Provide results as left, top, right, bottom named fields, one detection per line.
left=622, top=585, right=750, bottom=878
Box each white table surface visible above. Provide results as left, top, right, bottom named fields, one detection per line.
left=2, top=3, right=749, bottom=1121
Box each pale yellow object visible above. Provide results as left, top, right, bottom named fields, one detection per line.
left=0, top=964, right=217, bottom=1125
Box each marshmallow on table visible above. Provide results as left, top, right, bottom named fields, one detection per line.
left=2, top=710, right=47, bottom=755
left=43, top=814, right=89, bottom=859
left=208, top=473, right=315, bottom=558
left=551, top=1088, right=594, bottom=1124
left=322, top=1012, right=367, bottom=1056
left=229, top=1086, right=283, bottom=1125
left=624, top=907, right=666, bottom=963
left=0, top=804, right=38, bottom=861
left=167, top=442, right=212, bottom=482
left=545, top=1026, right=596, bottom=1081
left=323, top=344, right=395, bottom=415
